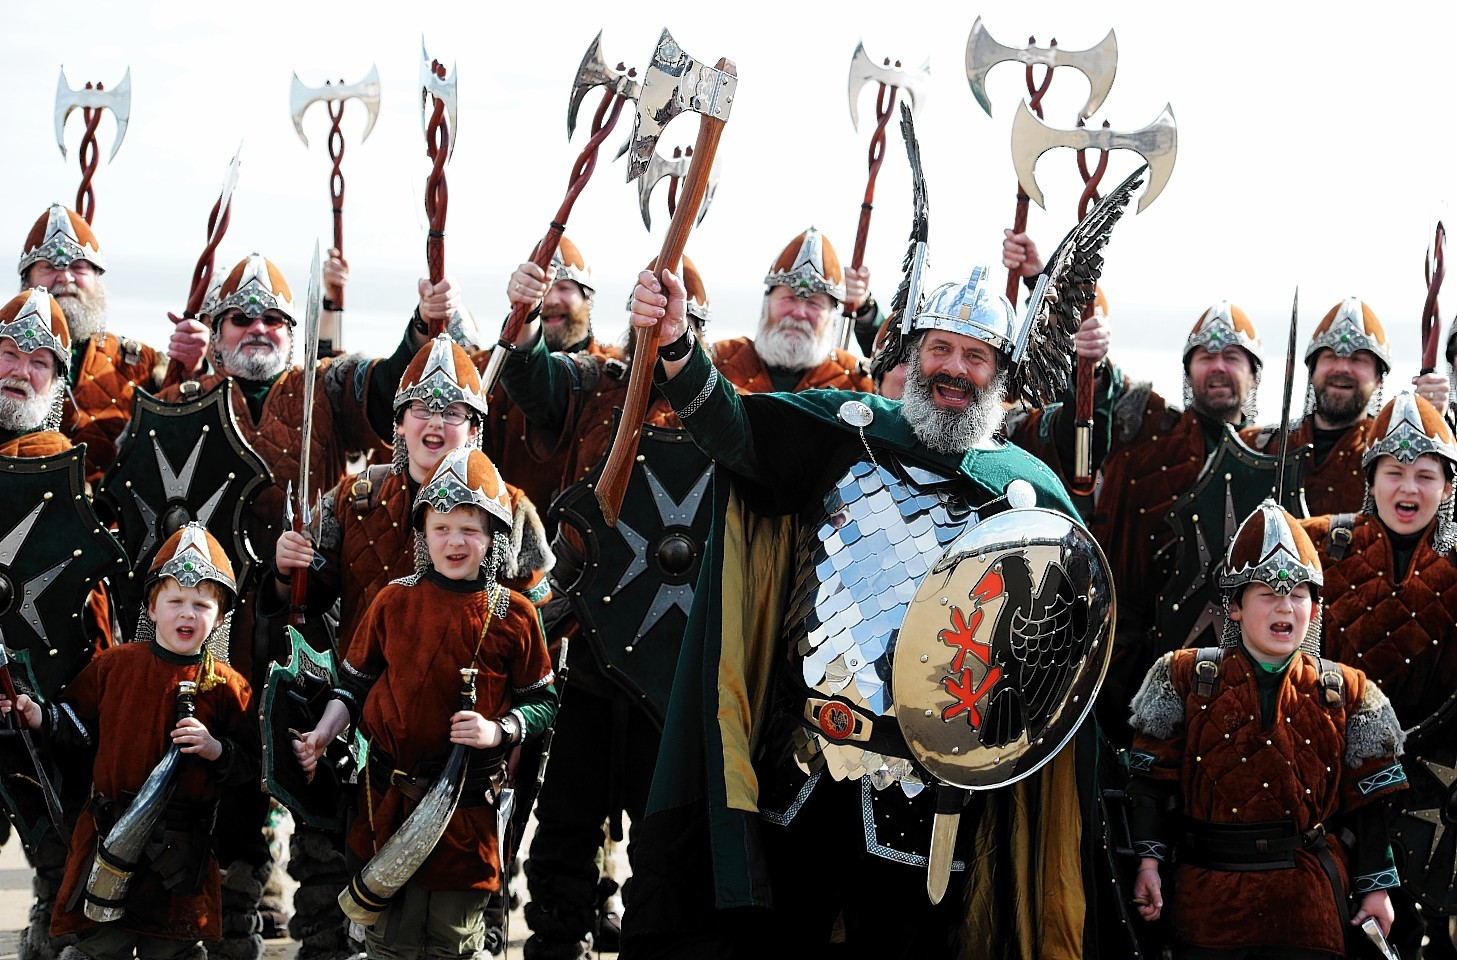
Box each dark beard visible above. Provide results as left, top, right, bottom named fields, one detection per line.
left=900, top=352, right=1007, bottom=455
left=1313, top=379, right=1369, bottom=425
left=541, top=298, right=592, bottom=351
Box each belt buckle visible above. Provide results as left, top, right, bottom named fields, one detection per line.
left=804, top=698, right=873, bottom=742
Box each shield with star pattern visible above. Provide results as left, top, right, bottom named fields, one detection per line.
left=1153, top=425, right=1309, bottom=652
left=1391, top=695, right=1457, bottom=914
left=0, top=445, right=128, bottom=699
left=95, top=381, right=271, bottom=632
left=550, top=418, right=715, bottom=727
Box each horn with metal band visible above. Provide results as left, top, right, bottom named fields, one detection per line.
left=83, top=681, right=197, bottom=922
left=339, top=667, right=477, bottom=926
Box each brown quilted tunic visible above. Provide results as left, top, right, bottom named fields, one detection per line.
left=0, top=429, right=72, bottom=459
left=1132, top=648, right=1403, bottom=955
left=344, top=577, right=553, bottom=892
left=1302, top=514, right=1457, bottom=726
left=63, top=333, right=165, bottom=486
left=51, top=642, right=254, bottom=942
left=1242, top=416, right=1374, bottom=516
left=708, top=337, right=873, bottom=396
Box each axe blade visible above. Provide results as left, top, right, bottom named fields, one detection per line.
left=567, top=32, right=642, bottom=139
left=54, top=65, right=132, bottom=162
left=965, top=17, right=1117, bottom=120
left=290, top=64, right=384, bottom=148
left=625, top=28, right=736, bottom=184
left=1009, top=101, right=1176, bottom=212
left=419, top=39, right=458, bottom=160
left=847, top=41, right=930, bottom=131
left=636, top=151, right=721, bottom=230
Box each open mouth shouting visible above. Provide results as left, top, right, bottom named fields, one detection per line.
left=930, top=373, right=974, bottom=410
left=0, top=378, right=32, bottom=401
left=1391, top=499, right=1422, bottom=525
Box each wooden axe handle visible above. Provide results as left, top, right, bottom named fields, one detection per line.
left=1421, top=224, right=1446, bottom=373
left=595, top=58, right=736, bottom=526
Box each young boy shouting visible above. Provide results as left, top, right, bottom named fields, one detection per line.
left=1127, top=499, right=1407, bottom=959
left=2, top=523, right=256, bottom=959
left=293, top=446, right=556, bottom=959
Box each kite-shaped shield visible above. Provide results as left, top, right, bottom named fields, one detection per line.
left=891, top=507, right=1113, bottom=790
left=95, top=381, right=271, bottom=631
left=263, top=627, right=367, bottom=832
left=550, top=418, right=715, bottom=727
left=1390, top=692, right=1457, bottom=914
left=1153, top=426, right=1309, bottom=652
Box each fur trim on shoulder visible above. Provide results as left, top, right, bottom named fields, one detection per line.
left=1346, top=680, right=1406, bottom=767
left=1128, top=651, right=1185, bottom=740
left=1114, top=379, right=1156, bottom=444
left=505, top=493, right=555, bottom=579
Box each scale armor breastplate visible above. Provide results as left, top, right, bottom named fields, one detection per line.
left=779, top=452, right=981, bottom=793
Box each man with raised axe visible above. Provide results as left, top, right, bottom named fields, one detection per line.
left=290, top=65, right=381, bottom=358
left=1242, top=299, right=1449, bottom=516
left=618, top=109, right=1137, bottom=957
left=0, top=287, right=126, bottom=960
left=17, top=204, right=210, bottom=486
left=263, top=333, right=554, bottom=960
left=839, top=41, right=927, bottom=355
left=54, top=65, right=130, bottom=227
left=146, top=250, right=442, bottom=960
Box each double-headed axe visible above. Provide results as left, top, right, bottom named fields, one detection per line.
left=420, top=40, right=458, bottom=333
left=289, top=66, right=381, bottom=318
left=841, top=42, right=929, bottom=350
left=165, top=145, right=242, bottom=383
left=1422, top=220, right=1446, bottom=374
left=632, top=145, right=720, bottom=232
left=55, top=66, right=132, bottom=225
left=596, top=28, right=736, bottom=526
left=1011, top=102, right=1177, bottom=488
left=965, top=18, right=1117, bottom=302
left=479, top=32, right=641, bottom=398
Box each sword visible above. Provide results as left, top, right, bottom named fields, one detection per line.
left=1274, top=288, right=1298, bottom=507
left=1362, top=918, right=1400, bottom=960
left=288, top=243, right=324, bottom=628
left=0, top=635, right=69, bottom=846
left=926, top=784, right=966, bottom=904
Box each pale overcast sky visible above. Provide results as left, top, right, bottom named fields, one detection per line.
left=2, top=0, right=1453, bottom=419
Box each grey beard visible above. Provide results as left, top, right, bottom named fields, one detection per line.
left=0, top=381, right=61, bottom=432
left=754, top=319, right=827, bottom=371
left=900, top=354, right=1007, bottom=455
left=220, top=341, right=288, bottom=381
left=53, top=285, right=107, bottom=343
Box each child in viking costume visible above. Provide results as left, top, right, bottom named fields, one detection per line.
left=1299, top=389, right=1457, bottom=957
left=0, top=523, right=255, bottom=960
left=1128, top=500, right=1406, bottom=958
left=292, top=447, right=556, bottom=960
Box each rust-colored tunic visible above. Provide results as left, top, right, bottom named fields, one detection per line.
left=158, top=359, right=379, bottom=682
left=63, top=333, right=165, bottom=487
left=1133, top=649, right=1403, bottom=955
left=52, top=642, right=254, bottom=942
left=0, top=429, right=72, bottom=459
left=708, top=337, right=873, bottom=397
left=344, top=576, right=553, bottom=892
left=1302, top=514, right=1457, bottom=727
left=1242, top=416, right=1374, bottom=516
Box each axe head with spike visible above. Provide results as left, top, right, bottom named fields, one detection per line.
left=624, top=29, right=737, bottom=184
left=567, top=30, right=642, bottom=140
left=847, top=42, right=930, bottom=131
left=55, top=65, right=132, bottom=161
left=965, top=17, right=1117, bottom=120
left=419, top=39, right=458, bottom=159
left=290, top=65, right=382, bottom=148
left=635, top=147, right=720, bottom=231
left=1010, top=100, right=1177, bottom=213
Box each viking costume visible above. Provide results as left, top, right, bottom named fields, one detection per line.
left=49, top=525, right=256, bottom=954
left=332, top=448, right=556, bottom=957
left=622, top=267, right=1109, bottom=958
left=502, top=242, right=869, bottom=958
left=18, top=206, right=176, bottom=486
left=1298, top=391, right=1457, bottom=956
left=1127, top=500, right=1406, bottom=958
left=1090, top=302, right=1265, bottom=742
left=478, top=236, right=622, bottom=517
left=1241, top=299, right=1392, bottom=516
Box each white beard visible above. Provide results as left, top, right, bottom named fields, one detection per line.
left=219, top=337, right=289, bottom=382
left=754, top=312, right=829, bottom=371
left=0, top=378, right=60, bottom=433
left=47, top=280, right=108, bottom=344
left=899, top=351, right=1007, bottom=455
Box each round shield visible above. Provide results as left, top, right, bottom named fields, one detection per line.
left=891, top=507, right=1113, bottom=790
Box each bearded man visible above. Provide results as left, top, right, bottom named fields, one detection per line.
left=618, top=265, right=1098, bottom=958
left=1242, top=298, right=1449, bottom=515
left=17, top=205, right=208, bottom=484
